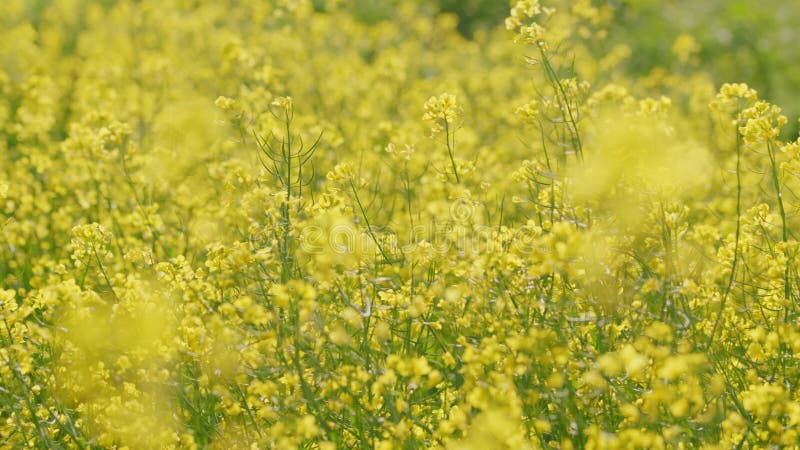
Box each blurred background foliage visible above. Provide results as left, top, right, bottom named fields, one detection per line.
left=609, top=0, right=800, bottom=137
left=324, top=0, right=800, bottom=136
left=16, top=0, right=800, bottom=136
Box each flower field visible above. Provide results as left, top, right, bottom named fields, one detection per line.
left=3, top=0, right=800, bottom=448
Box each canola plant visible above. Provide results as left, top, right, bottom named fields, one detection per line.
left=2, top=0, right=800, bottom=448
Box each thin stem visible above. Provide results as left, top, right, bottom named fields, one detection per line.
left=350, top=180, right=391, bottom=264
left=443, top=118, right=460, bottom=183
left=709, top=132, right=742, bottom=348
left=766, top=140, right=794, bottom=317
left=539, top=48, right=583, bottom=162
left=92, top=244, right=119, bottom=302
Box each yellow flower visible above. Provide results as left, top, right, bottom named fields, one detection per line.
left=672, top=33, right=700, bottom=64
left=423, top=93, right=461, bottom=124
left=271, top=95, right=293, bottom=111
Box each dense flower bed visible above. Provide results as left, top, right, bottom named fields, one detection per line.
left=2, top=0, right=800, bottom=448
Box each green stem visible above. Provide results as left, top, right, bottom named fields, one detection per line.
left=444, top=118, right=460, bottom=183
left=350, top=180, right=391, bottom=264
left=709, top=133, right=742, bottom=348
